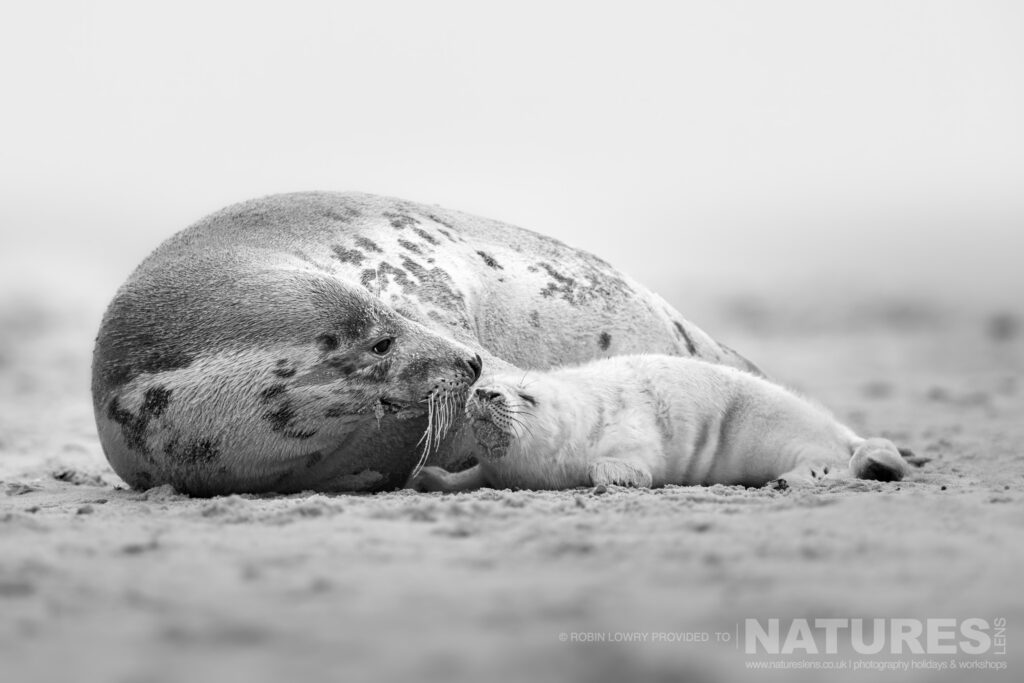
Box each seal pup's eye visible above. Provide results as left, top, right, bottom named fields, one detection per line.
left=518, top=392, right=537, bottom=406
left=370, top=337, right=394, bottom=355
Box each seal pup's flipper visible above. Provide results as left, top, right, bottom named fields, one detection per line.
left=588, top=458, right=654, bottom=489
left=770, top=461, right=847, bottom=489
left=849, top=438, right=907, bottom=482
left=405, top=465, right=488, bottom=493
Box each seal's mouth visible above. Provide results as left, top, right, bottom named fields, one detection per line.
left=378, top=398, right=404, bottom=413
left=370, top=397, right=426, bottom=424
left=462, top=384, right=536, bottom=462
left=406, top=381, right=473, bottom=480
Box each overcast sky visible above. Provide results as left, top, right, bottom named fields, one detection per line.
left=2, top=1, right=1022, bottom=314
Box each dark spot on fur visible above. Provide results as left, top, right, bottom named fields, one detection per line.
left=398, top=357, right=433, bottom=382
left=423, top=212, right=457, bottom=233
left=336, top=308, right=377, bottom=340
left=355, top=236, right=383, bottom=253
left=305, top=451, right=324, bottom=469
left=365, top=262, right=414, bottom=293
left=325, top=352, right=362, bottom=376
left=94, top=332, right=195, bottom=391
left=107, top=397, right=149, bottom=453
left=476, top=251, right=503, bottom=270
left=673, top=321, right=698, bottom=355
left=321, top=206, right=360, bottom=223
left=539, top=264, right=574, bottom=297
left=264, top=402, right=296, bottom=433
left=178, top=439, right=220, bottom=464
left=324, top=406, right=345, bottom=418
left=539, top=265, right=574, bottom=299
left=259, top=384, right=288, bottom=402
left=398, top=239, right=424, bottom=255
left=523, top=250, right=631, bottom=307
left=273, top=366, right=297, bottom=378
left=283, top=427, right=318, bottom=440
left=264, top=401, right=319, bottom=438
left=436, top=227, right=456, bottom=241
left=383, top=212, right=419, bottom=230
left=365, top=256, right=470, bottom=329
left=331, top=244, right=365, bottom=266
left=529, top=310, right=541, bottom=328
left=412, top=227, right=439, bottom=246
left=142, top=387, right=171, bottom=417
left=598, top=332, right=611, bottom=350
left=366, top=360, right=390, bottom=382
left=360, top=269, right=378, bottom=291
left=316, top=333, right=340, bottom=352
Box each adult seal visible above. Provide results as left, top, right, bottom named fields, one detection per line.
left=92, top=192, right=760, bottom=495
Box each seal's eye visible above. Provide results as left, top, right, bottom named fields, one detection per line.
left=518, top=392, right=537, bottom=406
left=371, top=337, right=394, bottom=355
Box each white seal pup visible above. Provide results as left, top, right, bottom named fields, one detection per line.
left=406, top=355, right=910, bottom=492
left=92, top=192, right=761, bottom=495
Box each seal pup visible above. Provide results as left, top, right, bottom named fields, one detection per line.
left=92, top=192, right=761, bottom=495
left=406, top=355, right=909, bottom=492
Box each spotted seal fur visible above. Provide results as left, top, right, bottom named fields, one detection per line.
left=92, top=192, right=760, bottom=495
left=406, top=355, right=910, bottom=492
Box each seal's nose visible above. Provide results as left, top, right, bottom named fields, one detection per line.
left=465, top=354, right=483, bottom=382
left=475, top=388, right=501, bottom=402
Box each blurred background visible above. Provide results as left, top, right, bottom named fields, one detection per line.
left=2, top=0, right=1022, bottom=332
left=1, top=6, right=1022, bottom=681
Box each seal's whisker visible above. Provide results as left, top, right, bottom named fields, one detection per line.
left=519, top=375, right=539, bottom=389
left=410, top=393, right=439, bottom=480
left=506, top=416, right=536, bottom=440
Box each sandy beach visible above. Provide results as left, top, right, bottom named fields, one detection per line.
left=1, top=286, right=1020, bottom=683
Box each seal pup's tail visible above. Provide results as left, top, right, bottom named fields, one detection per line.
left=848, top=438, right=909, bottom=482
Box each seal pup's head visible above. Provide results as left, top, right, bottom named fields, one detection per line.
left=464, top=376, right=540, bottom=460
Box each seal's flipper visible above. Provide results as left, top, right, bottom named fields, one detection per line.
left=771, top=460, right=847, bottom=488
left=588, top=458, right=654, bottom=489
left=405, top=464, right=488, bottom=493
left=850, top=439, right=907, bottom=482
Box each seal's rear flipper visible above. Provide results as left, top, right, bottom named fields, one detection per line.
left=850, top=439, right=908, bottom=482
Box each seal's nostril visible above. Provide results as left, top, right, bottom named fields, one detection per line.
left=475, top=388, right=500, bottom=402
left=466, top=354, right=483, bottom=382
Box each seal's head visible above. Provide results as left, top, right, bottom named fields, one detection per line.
left=92, top=264, right=483, bottom=495
left=464, top=377, right=538, bottom=460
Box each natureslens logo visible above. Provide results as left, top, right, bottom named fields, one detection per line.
left=743, top=618, right=1007, bottom=656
